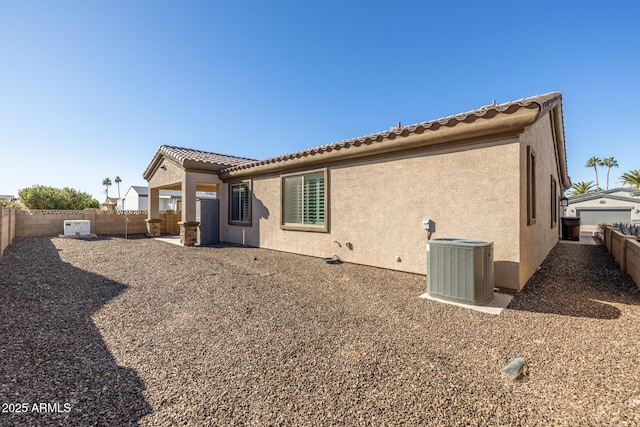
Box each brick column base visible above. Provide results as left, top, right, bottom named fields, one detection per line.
left=179, top=221, right=199, bottom=246
left=145, top=218, right=162, bottom=237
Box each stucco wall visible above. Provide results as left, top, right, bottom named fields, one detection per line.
left=221, top=138, right=523, bottom=289
left=518, top=112, right=562, bottom=287
left=626, top=239, right=640, bottom=289
left=611, top=230, right=637, bottom=272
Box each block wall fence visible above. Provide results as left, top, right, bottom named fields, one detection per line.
left=0, top=207, right=16, bottom=256
left=603, top=225, right=640, bottom=289
left=0, top=209, right=181, bottom=255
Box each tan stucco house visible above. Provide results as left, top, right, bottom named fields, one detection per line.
left=100, top=197, right=119, bottom=211
left=143, top=92, right=570, bottom=290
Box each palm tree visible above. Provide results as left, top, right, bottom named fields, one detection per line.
left=114, top=176, right=122, bottom=199
left=568, top=181, right=595, bottom=195
left=585, top=156, right=602, bottom=191
left=618, top=170, right=640, bottom=189
left=102, top=177, right=112, bottom=199
left=601, top=157, right=619, bottom=190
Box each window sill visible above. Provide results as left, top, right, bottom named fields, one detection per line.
left=281, top=224, right=328, bottom=233
left=229, top=221, right=252, bottom=227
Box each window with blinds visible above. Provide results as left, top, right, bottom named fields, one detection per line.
left=282, top=170, right=327, bottom=231
left=229, top=181, right=251, bottom=225
left=527, top=146, right=536, bottom=225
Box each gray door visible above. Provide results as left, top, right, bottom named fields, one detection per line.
left=576, top=208, right=631, bottom=225
left=196, top=199, right=220, bottom=245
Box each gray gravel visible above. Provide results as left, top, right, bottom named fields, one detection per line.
left=1, top=236, right=639, bottom=426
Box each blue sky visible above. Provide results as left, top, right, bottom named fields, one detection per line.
left=1, top=1, right=638, bottom=200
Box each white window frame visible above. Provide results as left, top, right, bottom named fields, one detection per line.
left=281, top=168, right=328, bottom=232
left=229, top=180, right=251, bottom=226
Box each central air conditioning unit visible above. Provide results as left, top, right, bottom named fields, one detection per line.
left=63, top=220, right=91, bottom=236
left=427, top=238, right=494, bottom=305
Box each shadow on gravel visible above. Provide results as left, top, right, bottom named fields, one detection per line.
left=508, top=242, right=640, bottom=319
left=0, top=238, right=151, bottom=426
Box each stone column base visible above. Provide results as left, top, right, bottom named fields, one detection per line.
left=145, top=218, right=162, bottom=237
left=179, top=221, right=200, bottom=246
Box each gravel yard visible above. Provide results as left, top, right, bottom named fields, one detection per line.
left=1, top=236, right=639, bottom=426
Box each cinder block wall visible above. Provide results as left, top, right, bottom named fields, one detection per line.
left=14, top=210, right=181, bottom=237
left=611, top=230, right=637, bottom=272
left=0, top=207, right=16, bottom=256
left=626, top=240, right=640, bottom=289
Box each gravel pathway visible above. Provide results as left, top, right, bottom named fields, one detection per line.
left=1, top=236, right=639, bottom=426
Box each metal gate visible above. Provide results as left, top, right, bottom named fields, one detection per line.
left=196, top=199, right=220, bottom=245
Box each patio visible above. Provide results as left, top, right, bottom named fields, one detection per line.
left=0, top=236, right=639, bottom=425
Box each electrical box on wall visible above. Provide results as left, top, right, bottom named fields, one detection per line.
left=421, top=219, right=435, bottom=232
left=63, top=220, right=91, bottom=236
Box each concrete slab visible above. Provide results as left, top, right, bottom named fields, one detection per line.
left=559, top=235, right=600, bottom=246
left=419, top=292, right=514, bottom=315
left=57, top=234, right=98, bottom=239
left=154, top=235, right=182, bottom=246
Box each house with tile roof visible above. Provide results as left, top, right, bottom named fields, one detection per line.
left=143, top=92, right=570, bottom=290
left=100, top=197, right=120, bottom=211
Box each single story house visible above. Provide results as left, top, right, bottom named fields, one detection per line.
left=566, top=188, right=640, bottom=233
left=100, top=197, right=119, bottom=211
left=119, top=185, right=216, bottom=211
left=143, top=92, right=570, bottom=291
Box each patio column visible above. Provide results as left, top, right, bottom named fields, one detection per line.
left=146, top=187, right=161, bottom=237
left=179, top=176, right=199, bottom=246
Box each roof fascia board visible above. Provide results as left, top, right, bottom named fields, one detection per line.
left=549, top=102, right=571, bottom=190
left=143, top=152, right=164, bottom=180
left=220, top=107, right=539, bottom=180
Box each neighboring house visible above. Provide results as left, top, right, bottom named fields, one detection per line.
left=100, top=197, right=119, bottom=211
left=0, top=195, right=17, bottom=202
left=119, top=185, right=216, bottom=211
left=143, top=92, right=570, bottom=291
left=566, top=188, right=640, bottom=233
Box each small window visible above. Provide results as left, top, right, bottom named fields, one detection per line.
left=551, top=176, right=558, bottom=228
left=527, top=146, right=536, bottom=225
left=281, top=169, right=327, bottom=232
left=229, top=181, right=251, bottom=225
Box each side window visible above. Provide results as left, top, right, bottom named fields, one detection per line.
left=551, top=176, right=558, bottom=228
left=527, top=146, right=536, bottom=225
left=229, top=181, right=251, bottom=225
left=281, top=169, right=327, bottom=232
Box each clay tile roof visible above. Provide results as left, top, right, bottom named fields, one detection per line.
left=221, top=91, right=562, bottom=174
left=159, top=145, right=256, bottom=167
left=143, top=145, right=256, bottom=179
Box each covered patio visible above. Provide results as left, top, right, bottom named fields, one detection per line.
left=142, top=146, right=254, bottom=245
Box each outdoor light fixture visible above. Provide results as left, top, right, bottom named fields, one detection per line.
left=560, top=195, right=568, bottom=208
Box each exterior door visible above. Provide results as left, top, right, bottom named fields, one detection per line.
left=196, top=199, right=220, bottom=245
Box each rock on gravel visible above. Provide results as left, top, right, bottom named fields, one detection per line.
left=1, top=236, right=639, bottom=426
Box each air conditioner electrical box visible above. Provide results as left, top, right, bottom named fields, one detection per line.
left=63, top=220, right=91, bottom=236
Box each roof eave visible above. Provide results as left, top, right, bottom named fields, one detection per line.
left=219, top=107, right=540, bottom=180
left=548, top=99, right=571, bottom=190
